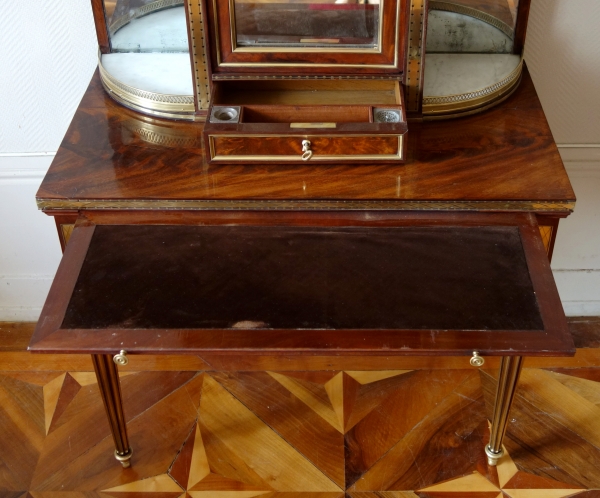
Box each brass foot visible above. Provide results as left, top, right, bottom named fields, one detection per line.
left=115, top=448, right=133, bottom=468
left=485, top=444, right=503, bottom=466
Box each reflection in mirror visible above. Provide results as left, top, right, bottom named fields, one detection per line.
left=99, top=0, right=195, bottom=118
left=427, top=0, right=519, bottom=53
left=423, top=0, right=523, bottom=117
left=106, top=0, right=189, bottom=52
left=234, top=0, right=381, bottom=49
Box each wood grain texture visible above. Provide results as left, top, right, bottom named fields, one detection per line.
left=198, top=375, right=342, bottom=492
left=36, top=66, right=574, bottom=210
left=209, top=134, right=402, bottom=159
left=5, top=320, right=600, bottom=372
left=2, top=367, right=600, bottom=497
left=481, top=369, right=600, bottom=489
left=211, top=371, right=345, bottom=487
left=91, top=0, right=110, bottom=53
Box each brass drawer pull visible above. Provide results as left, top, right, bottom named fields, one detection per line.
left=113, top=350, right=129, bottom=366
left=470, top=351, right=485, bottom=367
left=301, top=140, right=313, bottom=161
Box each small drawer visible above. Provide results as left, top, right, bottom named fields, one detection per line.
left=208, top=134, right=405, bottom=163
left=204, top=79, right=408, bottom=164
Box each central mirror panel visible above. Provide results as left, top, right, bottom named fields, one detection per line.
left=208, top=0, right=402, bottom=73
left=233, top=0, right=380, bottom=49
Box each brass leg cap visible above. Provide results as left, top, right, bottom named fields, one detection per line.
left=115, top=448, right=133, bottom=468
left=485, top=445, right=503, bottom=466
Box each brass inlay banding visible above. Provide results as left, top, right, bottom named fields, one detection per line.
left=406, top=0, right=426, bottom=113
left=37, top=199, right=576, bottom=213
left=188, top=0, right=211, bottom=110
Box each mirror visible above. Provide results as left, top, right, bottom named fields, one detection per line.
left=427, top=0, right=519, bottom=53
left=233, top=0, right=381, bottom=49
left=99, top=0, right=195, bottom=119
left=105, top=0, right=189, bottom=52
left=422, top=0, right=523, bottom=118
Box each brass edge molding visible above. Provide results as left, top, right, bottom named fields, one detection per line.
left=422, top=59, right=522, bottom=115
left=37, top=199, right=576, bottom=213
left=187, top=0, right=211, bottom=110
left=406, top=0, right=426, bottom=114
left=109, top=0, right=185, bottom=35
left=98, top=54, right=198, bottom=119
left=429, top=1, right=514, bottom=39
left=422, top=77, right=519, bottom=120
left=100, top=77, right=200, bottom=121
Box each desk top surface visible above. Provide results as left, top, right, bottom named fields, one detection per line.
left=37, top=66, right=575, bottom=214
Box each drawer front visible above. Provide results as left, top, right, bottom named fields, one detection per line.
left=208, top=134, right=404, bottom=162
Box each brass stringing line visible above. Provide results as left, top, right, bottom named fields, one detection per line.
left=188, top=0, right=211, bottom=110
left=198, top=0, right=210, bottom=109
left=407, top=0, right=425, bottom=113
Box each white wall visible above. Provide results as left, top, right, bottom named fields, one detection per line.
left=524, top=0, right=600, bottom=316
left=0, top=0, right=599, bottom=320
left=0, top=0, right=97, bottom=320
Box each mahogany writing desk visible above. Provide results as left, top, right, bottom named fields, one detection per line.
left=31, top=66, right=576, bottom=471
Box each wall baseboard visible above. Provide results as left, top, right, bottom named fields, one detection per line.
left=0, top=276, right=55, bottom=321
left=553, top=269, right=600, bottom=316
left=0, top=155, right=54, bottom=184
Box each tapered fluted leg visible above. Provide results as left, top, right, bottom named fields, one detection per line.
left=92, top=354, right=133, bottom=468
left=485, top=355, right=524, bottom=466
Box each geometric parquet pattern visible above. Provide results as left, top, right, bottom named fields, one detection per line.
left=2, top=368, right=600, bottom=498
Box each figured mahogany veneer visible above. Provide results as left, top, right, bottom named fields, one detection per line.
left=30, top=211, right=572, bottom=357
left=36, top=66, right=574, bottom=212
left=205, top=79, right=407, bottom=163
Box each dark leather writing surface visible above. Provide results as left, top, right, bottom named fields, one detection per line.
left=61, top=225, right=543, bottom=331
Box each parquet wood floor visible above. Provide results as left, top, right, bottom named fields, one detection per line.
left=2, top=322, right=600, bottom=498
